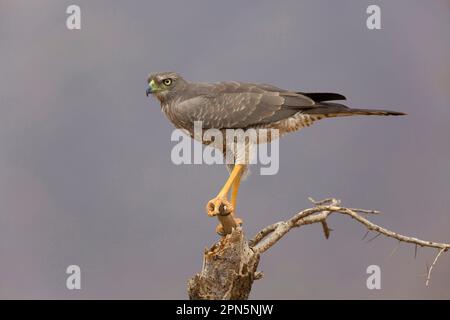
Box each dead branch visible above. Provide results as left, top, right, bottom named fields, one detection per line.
left=251, top=198, right=450, bottom=254
left=188, top=198, right=450, bottom=300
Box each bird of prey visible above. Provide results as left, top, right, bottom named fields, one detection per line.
left=146, top=71, right=405, bottom=235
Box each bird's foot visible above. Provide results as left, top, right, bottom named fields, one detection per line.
left=206, top=197, right=233, bottom=217
left=215, top=218, right=244, bottom=236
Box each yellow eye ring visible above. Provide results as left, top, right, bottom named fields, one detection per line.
left=163, top=78, right=172, bottom=86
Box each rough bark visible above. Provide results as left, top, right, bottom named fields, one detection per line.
left=188, top=227, right=259, bottom=300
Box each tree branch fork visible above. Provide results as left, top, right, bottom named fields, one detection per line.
left=188, top=198, right=450, bottom=299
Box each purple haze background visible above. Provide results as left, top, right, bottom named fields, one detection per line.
left=1, top=0, right=450, bottom=299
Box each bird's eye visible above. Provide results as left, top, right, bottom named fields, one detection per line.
left=163, top=78, right=172, bottom=86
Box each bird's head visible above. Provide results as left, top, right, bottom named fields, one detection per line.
left=146, top=72, right=185, bottom=102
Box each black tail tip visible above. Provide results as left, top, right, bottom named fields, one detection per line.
left=389, top=111, right=407, bottom=116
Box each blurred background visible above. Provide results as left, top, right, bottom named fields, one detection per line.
left=0, top=0, right=449, bottom=299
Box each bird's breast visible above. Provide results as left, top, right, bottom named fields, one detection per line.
left=161, top=101, right=194, bottom=134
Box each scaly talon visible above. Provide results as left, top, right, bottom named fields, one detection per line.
left=206, top=198, right=233, bottom=217
left=207, top=164, right=246, bottom=235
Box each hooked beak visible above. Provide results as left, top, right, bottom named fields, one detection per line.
left=146, top=79, right=158, bottom=97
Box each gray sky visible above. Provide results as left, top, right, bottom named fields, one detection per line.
left=1, top=0, right=450, bottom=299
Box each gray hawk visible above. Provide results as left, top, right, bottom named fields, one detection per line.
left=146, top=71, right=405, bottom=235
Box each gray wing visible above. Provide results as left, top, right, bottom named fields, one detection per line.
left=175, top=82, right=316, bottom=129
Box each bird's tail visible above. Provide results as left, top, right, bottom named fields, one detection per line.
left=304, top=102, right=406, bottom=117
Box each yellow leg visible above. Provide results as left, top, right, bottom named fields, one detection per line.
left=229, top=174, right=243, bottom=228
left=216, top=164, right=245, bottom=199
left=207, top=165, right=246, bottom=235
left=231, top=173, right=241, bottom=210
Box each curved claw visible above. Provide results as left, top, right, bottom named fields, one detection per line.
left=215, top=224, right=226, bottom=236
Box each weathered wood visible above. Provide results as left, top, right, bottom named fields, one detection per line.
left=188, top=227, right=260, bottom=300
left=188, top=198, right=450, bottom=299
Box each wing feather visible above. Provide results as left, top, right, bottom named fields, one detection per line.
left=175, top=90, right=315, bottom=129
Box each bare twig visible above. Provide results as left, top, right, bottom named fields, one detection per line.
left=388, top=241, right=401, bottom=258
left=250, top=198, right=450, bottom=285
left=321, top=220, right=332, bottom=239
left=348, top=208, right=381, bottom=215
left=362, top=230, right=370, bottom=241
left=426, top=248, right=447, bottom=286
left=249, top=222, right=282, bottom=247
left=252, top=199, right=450, bottom=254
left=366, top=232, right=382, bottom=243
